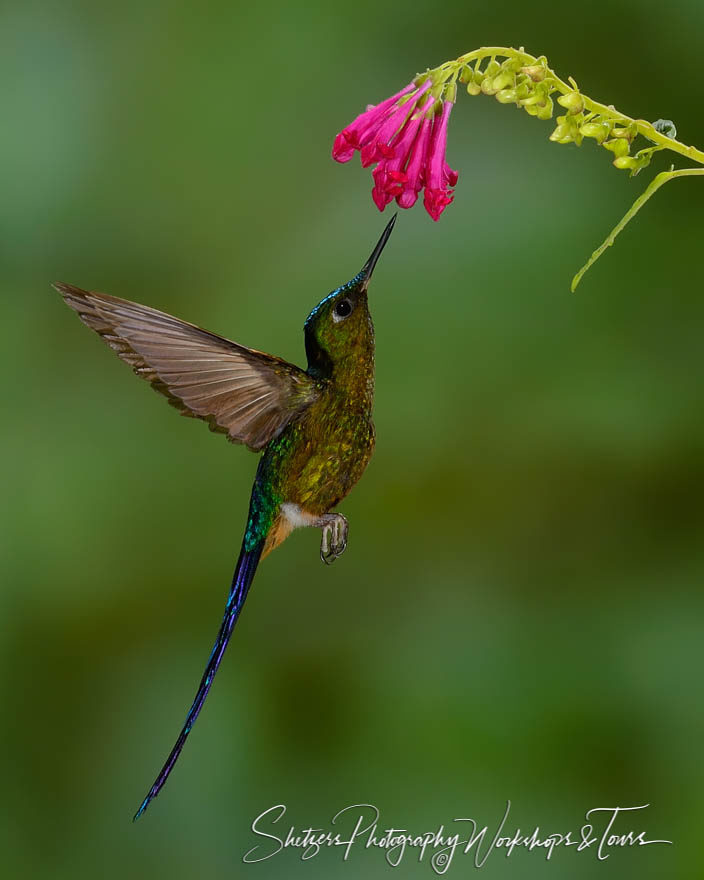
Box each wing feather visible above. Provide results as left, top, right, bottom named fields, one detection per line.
left=55, top=282, right=318, bottom=450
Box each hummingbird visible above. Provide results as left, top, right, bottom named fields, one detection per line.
left=54, top=214, right=396, bottom=819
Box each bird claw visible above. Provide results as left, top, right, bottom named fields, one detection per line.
left=319, top=514, right=348, bottom=565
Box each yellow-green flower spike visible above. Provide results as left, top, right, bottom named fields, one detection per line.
left=339, top=46, right=704, bottom=288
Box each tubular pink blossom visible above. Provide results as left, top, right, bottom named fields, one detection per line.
left=444, top=162, right=459, bottom=186
left=372, top=163, right=405, bottom=201
left=426, top=101, right=453, bottom=190
left=370, top=97, right=437, bottom=213
left=372, top=93, right=433, bottom=201
left=333, top=82, right=415, bottom=155
left=332, top=132, right=356, bottom=163
left=371, top=182, right=391, bottom=211
left=346, top=96, right=407, bottom=152
left=372, top=162, right=405, bottom=195
left=395, top=98, right=435, bottom=209
left=331, top=80, right=459, bottom=220
left=360, top=79, right=433, bottom=167
left=371, top=163, right=402, bottom=211
left=423, top=101, right=456, bottom=221
left=423, top=187, right=454, bottom=220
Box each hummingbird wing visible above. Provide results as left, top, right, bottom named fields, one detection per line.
left=54, top=283, right=318, bottom=451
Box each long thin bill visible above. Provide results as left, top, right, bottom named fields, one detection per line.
left=361, top=214, right=397, bottom=285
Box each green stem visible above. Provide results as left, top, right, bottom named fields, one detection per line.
left=420, top=46, right=704, bottom=289
left=444, top=47, right=704, bottom=166
left=570, top=168, right=704, bottom=291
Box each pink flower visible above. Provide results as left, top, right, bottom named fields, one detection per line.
left=444, top=162, right=458, bottom=186
left=371, top=94, right=435, bottom=211
left=371, top=168, right=404, bottom=210
left=423, top=101, right=455, bottom=221
left=331, top=132, right=355, bottom=163
left=332, top=83, right=458, bottom=221
left=332, top=82, right=415, bottom=161
left=359, top=79, right=433, bottom=167
left=396, top=110, right=433, bottom=209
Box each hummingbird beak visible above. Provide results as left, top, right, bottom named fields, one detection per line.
left=360, top=214, right=397, bottom=289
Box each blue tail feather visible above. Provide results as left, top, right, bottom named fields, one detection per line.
left=133, top=537, right=264, bottom=821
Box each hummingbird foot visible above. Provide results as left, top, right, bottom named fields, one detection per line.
left=316, top=513, right=349, bottom=565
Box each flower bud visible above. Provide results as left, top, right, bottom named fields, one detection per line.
left=557, top=92, right=584, bottom=115
left=579, top=122, right=610, bottom=143
left=623, top=148, right=655, bottom=175
left=603, top=138, right=630, bottom=157
left=443, top=82, right=457, bottom=103
left=550, top=123, right=572, bottom=142
left=612, top=156, right=638, bottom=170
left=501, top=56, right=525, bottom=74
left=535, top=97, right=554, bottom=120
left=466, top=81, right=482, bottom=96
left=429, top=82, right=445, bottom=101
left=611, top=126, right=634, bottom=140
left=492, top=72, right=514, bottom=92
left=481, top=77, right=499, bottom=96
left=520, top=65, right=546, bottom=82
left=458, top=66, right=473, bottom=84
left=495, top=88, right=518, bottom=104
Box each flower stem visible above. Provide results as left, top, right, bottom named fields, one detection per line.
left=419, top=46, right=704, bottom=287
left=443, top=46, right=704, bottom=165
left=571, top=167, right=704, bottom=291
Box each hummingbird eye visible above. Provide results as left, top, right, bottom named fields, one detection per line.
left=332, top=298, right=353, bottom=323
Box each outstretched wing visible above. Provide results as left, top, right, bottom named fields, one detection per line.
left=55, top=283, right=318, bottom=451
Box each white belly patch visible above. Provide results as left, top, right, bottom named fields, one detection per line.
left=280, top=503, right=316, bottom=530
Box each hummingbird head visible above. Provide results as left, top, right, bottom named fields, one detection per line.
left=304, top=215, right=396, bottom=378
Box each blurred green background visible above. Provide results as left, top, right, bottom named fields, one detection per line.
left=3, top=0, right=703, bottom=876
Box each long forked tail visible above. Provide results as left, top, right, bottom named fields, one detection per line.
left=133, top=537, right=264, bottom=821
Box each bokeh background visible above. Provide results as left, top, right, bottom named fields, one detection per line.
left=3, top=0, right=703, bottom=877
